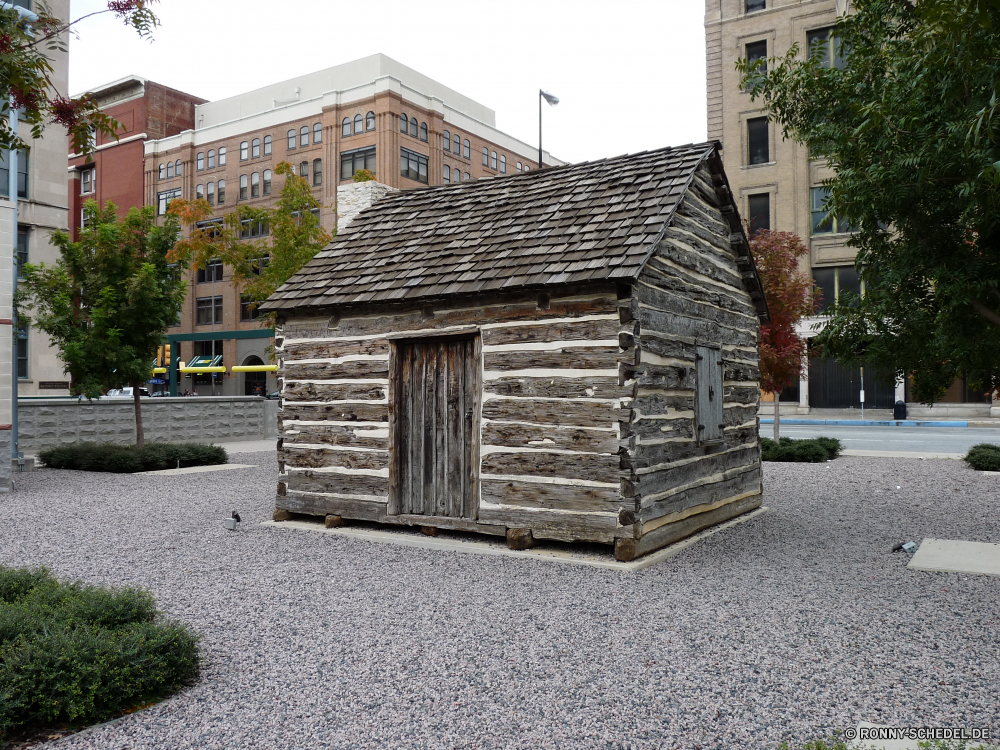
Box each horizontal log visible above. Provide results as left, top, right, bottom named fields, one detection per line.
left=632, top=362, right=697, bottom=390
left=283, top=423, right=388, bottom=450
left=629, top=492, right=762, bottom=559
left=636, top=278, right=759, bottom=332
left=639, top=465, right=761, bottom=524
left=285, top=469, right=389, bottom=497
left=631, top=425, right=758, bottom=465
left=283, top=382, right=387, bottom=402
left=482, top=398, right=619, bottom=428
left=655, top=230, right=743, bottom=289
left=281, top=339, right=389, bottom=360
left=481, top=317, right=620, bottom=346
left=484, top=376, right=629, bottom=400
left=483, top=347, right=620, bottom=372
left=623, top=416, right=696, bottom=442
left=632, top=392, right=696, bottom=418
left=639, top=262, right=757, bottom=319
left=282, top=403, right=389, bottom=423
left=638, top=306, right=757, bottom=349
left=636, top=445, right=760, bottom=500
left=277, top=490, right=387, bottom=521
left=282, top=360, right=390, bottom=380
left=481, top=451, right=620, bottom=484
left=482, top=422, right=620, bottom=454
left=725, top=385, right=761, bottom=405
left=481, top=477, right=621, bottom=514
left=280, top=446, right=389, bottom=471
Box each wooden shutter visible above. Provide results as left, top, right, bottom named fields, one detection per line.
left=696, top=345, right=724, bottom=444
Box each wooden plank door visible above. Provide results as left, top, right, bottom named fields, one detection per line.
left=695, top=344, right=724, bottom=444
left=390, top=336, right=479, bottom=519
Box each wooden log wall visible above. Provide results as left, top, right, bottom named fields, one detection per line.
left=623, top=162, right=763, bottom=539
left=274, top=290, right=635, bottom=543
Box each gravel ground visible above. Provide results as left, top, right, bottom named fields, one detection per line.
left=1, top=454, right=998, bottom=750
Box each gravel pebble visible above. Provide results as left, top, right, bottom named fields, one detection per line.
left=2, top=455, right=998, bottom=750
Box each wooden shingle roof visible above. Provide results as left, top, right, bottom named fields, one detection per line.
left=262, top=141, right=767, bottom=320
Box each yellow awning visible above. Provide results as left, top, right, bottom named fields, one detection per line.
left=231, top=365, right=278, bottom=372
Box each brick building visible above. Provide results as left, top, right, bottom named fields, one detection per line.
left=705, top=0, right=993, bottom=414
left=144, top=53, right=559, bottom=396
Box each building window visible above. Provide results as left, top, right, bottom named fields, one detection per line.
left=462, top=139, right=470, bottom=159
left=195, top=296, right=224, bottom=325
left=810, top=187, right=855, bottom=234
left=175, top=159, right=182, bottom=176
left=400, top=147, right=428, bottom=183
left=16, top=225, right=28, bottom=276
left=808, top=27, right=847, bottom=69
left=300, top=126, right=309, bottom=147
left=251, top=172, right=260, bottom=198
left=366, top=111, right=375, bottom=131
left=314, top=122, right=323, bottom=143
left=341, top=146, right=376, bottom=179
left=409, top=117, right=418, bottom=138
left=240, top=218, right=269, bottom=238
left=746, top=0, right=765, bottom=11
left=208, top=149, right=216, bottom=168
left=263, top=169, right=271, bottom=196
left=454, top=134, right=461, bottom=155
left=239, top=174, right=248, bottom=200
left=813, top=265, right=861, bottom=313
left=249, top=253, right=269, bottom=276
left=491, top=151, right=498, bottom=170
left=81, top=167, right=95, bottom=194
left=196, top=152, right=204, bottom=171
left=353, top=114, right=363, bottom=135
left=158, top=163, right=165, bottom=179
left=500, top=155, right=506, bottom=173
left=313, top=158, right=322, bottom=186
left=443, top=130, right=451, bottom=151
left=744, top=40, right=767, bottom=89
left=81, top=207, right=88, bottom=229
left=454, top=170, right=461, bottom=183
left=517, top=162, right=522, bottom=172
left=166, top=161, right=174, bottom=178
left=482, top=147, right=488, bottom=166
left=288, top=129, right=297, bottom=149
left=16, top=328, right=27, bottom=379
left=240, top=294, right=261, bottom=321
left=342, top=118, right=351, bottom=137
left=207, top=182, right=215, bottom=206
left=157, top=187, right=181, bottom=215
left=443, top=165, right=451, bottom=183
left=299, top=161, right=308, bottom=179
left=196, top=183, right=204, bottom=200
left=747, top=193, right=770, bottom=236
left=747, top=117, right=769, bottom=164
left=400, top=112, right=408, bottom=133
left=464, top=172, right=470, bottom=181
left=240, top=141, right=248, bottom=160
left=264, top=136, right=273, bottom=156
left=197, top=258, right=223, bottom=283
left=219, top=147, right=226, bottom=165
left=218, top=179, right=226, bottom=204
left=419, top=122, right=428, bottom=142
left=252, top=138, right=260, bottom=159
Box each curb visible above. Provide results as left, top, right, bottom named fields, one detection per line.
left=759, top=418, right=971, bottom=427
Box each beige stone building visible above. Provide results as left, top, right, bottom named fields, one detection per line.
left=144, top=53, right=558, bottom=396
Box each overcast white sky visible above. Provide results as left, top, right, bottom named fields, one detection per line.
left=67, top=0, right=707, bottom=165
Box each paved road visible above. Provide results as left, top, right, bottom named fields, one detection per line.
left=773, top=424, right=1000, bottom=454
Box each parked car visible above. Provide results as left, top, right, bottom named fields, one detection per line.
left=105, top=387, right=151, bottom=399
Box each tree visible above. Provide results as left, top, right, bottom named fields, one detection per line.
left=737, top=0, right=1000, bottom=403
left=16, top=203, right=185, bottom=448
left=1, top=0, right=158, bottom=156
left=167, top=161, right=331, bottom=326
left=750, top=230, right=820, bottom=440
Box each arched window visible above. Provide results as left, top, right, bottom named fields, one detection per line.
left=453, top=169, right=460, bottom=183
left=399, top=113, right=408, bottom=133
left=240, top=141, right=248, bottom=160
left=464, top=172, right=470, bottom=181
left=263, top=169, right=271, bottom=196
left=313, top=158, right=322, bottom=186
left=342, top=118, right=351, bottom=137
left=482, top=147, right=488, bottom=166
left=454, top=134, right=460, bottom=154
left=263, top=136, right=272, bottom=156
left=196, top=152, right=204, bottom=171
left=313, top=122, right=322, bottom=143
left=491, top=151, right=497, bottom=170
left=251, top=172, right=260, bottom=198
left=207, top=182, right=215, bottom=206
left=500, top=155, right=506, bottom=173
left=463, top=139, right=470, bottom=159
left=353, top=114, right=363, bottom=134
left=419, top=122, right=428, bottom=141
left=409, top=117, right=418, bottom=137
left=175, top=159, right=182, bottom=176
left=287, top=130, right=296, bottom=149
left=299, top=161, right=308, bottom=179
left=366, top=111, right=375, bottom=130
left=300, top=126, right=309, bottom=147
left=218, top=147, right=226, bottom=165
left=516, top=162, right=522, bottom=172
left=251, top=138, right=260, bottom=159
left=166, top=161, right=174, bottom=178
left=443, top=130, right=451, bottom=151
left=239, top=174, right=248, bottom=200
left=158, top=163, right=165, bottom=179
left=217, top=179, right=226, bottom=203
left=196, top=184, right=204, bottom=199
left=207, top=149, right=216, bottom=168
left=242, top=355, right=267, bottom=394
left=443, top=165, right=451, bottom=183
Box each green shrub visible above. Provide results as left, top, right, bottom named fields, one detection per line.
left=761, top=436, right=842, bottom=462
left=0, top=566, right=199, bottom=739
left=964, top=443, right=1000, bottom=471
left=38, top=442, right=227, bottom=473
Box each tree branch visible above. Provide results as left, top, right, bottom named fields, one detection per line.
left=972, top=300, right=1000, bottom=327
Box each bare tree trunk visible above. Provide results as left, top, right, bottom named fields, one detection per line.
left=773, top=391, right=781, bottom=442
left=133, top=385, right=145, bottom=449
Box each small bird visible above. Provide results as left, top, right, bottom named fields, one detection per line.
left=231, top=511, right=241, bottom=523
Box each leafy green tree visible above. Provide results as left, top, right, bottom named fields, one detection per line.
left=1, top=0, right=158, bottom=155
left=16, top=203, right=185, bottom=448
left=738, top=0, right=1000, bottom=402
left=168, top=161, right=331, bottom=327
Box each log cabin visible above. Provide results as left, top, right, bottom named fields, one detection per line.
left=260, top=141, right=770, bottom=561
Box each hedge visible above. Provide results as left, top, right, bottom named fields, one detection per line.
left=761, top=436, right=842, bottom=463
left=38, top=442, right=227, bottom=473
left=964, top=443, right=1000, bottom=471
left=0, top=566, right=199, bottom=739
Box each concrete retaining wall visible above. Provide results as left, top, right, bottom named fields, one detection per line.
left=16, top=397, right=278, bottom=453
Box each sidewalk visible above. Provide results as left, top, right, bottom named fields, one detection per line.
left=758, top=407, right=1000, bottom=428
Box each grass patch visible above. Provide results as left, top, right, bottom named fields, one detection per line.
left=761, top=436, right=842, bottom=462
left=964, top=443, right=1000, bottom=471
left=38, top=442, right=227, bottom=473
left=0, top=566, right=199, bottom=740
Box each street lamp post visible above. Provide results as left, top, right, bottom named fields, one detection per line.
left=539, top=89, right=559, bottom=169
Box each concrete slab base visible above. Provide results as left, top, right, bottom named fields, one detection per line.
left=262, top=507, right=768, bottom=570
left=908, top=538, right=1000, bottom=577
left=138, top=464, right=258, bottom=476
